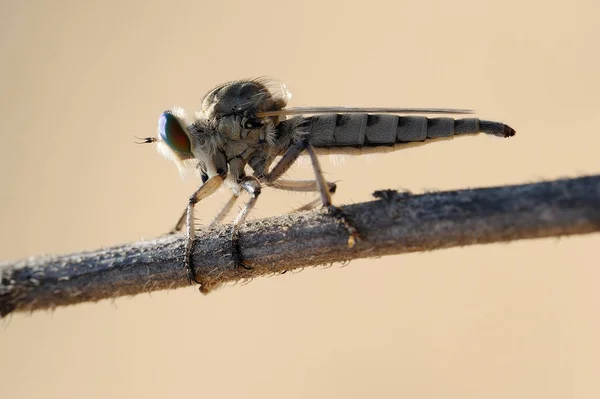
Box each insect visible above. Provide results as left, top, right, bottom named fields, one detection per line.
left=138, top=78, right=515, bottom=284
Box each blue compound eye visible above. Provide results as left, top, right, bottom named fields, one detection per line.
left=158, top=112, right=191, bottom=154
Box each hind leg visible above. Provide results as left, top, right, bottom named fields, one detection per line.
left=262, top=141, right=360, bottom=247
left=267, top=179, right=337, bottom=212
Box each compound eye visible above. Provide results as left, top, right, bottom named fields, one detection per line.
left=158, top=112, right=191, bottom=154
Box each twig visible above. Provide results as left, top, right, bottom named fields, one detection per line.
left=1, top=175, right=599, bottom=317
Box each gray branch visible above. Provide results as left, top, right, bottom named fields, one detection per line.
left=1, top=175, right=599, bottom=317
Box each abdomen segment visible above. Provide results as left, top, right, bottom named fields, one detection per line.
left=303, top=114, right=515, bottom=148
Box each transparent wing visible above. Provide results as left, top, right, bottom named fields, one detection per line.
left=256, top=106, right=474, bottom=117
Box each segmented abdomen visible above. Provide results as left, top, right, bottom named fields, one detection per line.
left=305, top=114, right=515, bottom=148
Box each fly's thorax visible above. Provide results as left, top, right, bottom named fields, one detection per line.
left=194, top=79, right=289, bottom=150
left=189, top=114, right=274, bottom=184
left=199, top=80, right=288, bottom=120
left=200, top=81, right=268, bottom=119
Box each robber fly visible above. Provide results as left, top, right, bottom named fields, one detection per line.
left=138, top=78, right=515, bottom=284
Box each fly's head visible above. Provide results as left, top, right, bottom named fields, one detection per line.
left=137, top=106, right=198, bottom=176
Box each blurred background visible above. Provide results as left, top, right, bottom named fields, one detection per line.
left=1, top=0, right=599, bottom=398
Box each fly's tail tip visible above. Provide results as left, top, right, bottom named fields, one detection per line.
left=480, top=121, right=516, bottom=138
left=503, top=124, right=516, bottom=138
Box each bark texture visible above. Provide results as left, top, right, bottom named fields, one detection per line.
left=1, top=175, right=599, bottom=317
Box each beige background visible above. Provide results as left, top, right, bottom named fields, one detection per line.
left=1, top=0, right=599, bottom=398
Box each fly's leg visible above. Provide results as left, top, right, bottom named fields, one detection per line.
left=304, top=144, right=360, bottom=247
left=211, top=156, right=246, bottom=226
left=230, top=176, right=262, bottom=269
left=170, top=190, right=227, bottom=233
left=210, top=194, right=239, bottom=226
left=262, top=140, right=307, bottom=181
left=268, top=179, right=337, bottom=193
left=171, top=208, right=188, bottom=233
left=267, top=179, right=337, bottom=213
left=169, top=206, right=187, bottom=234
left=263, top=140, right=359, bottom=247
left=291, top=198, right=322, bottom=213
left=181, top=176, right=224, bottom=284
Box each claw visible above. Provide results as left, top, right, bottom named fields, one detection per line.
left=327, top=205, right=361, bottom=248
left=231, top=233, right=253, bottom=270
left=184, top=240, right=203, bottom=285
left=348, top=235, right=356, bottom=248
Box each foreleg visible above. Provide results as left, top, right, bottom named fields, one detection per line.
left=180, top=176, right=223, bottom=283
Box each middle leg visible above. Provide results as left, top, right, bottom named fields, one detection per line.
left=210, top=194, right=240, bottom=226
left=230, top=176, right=262, bottom=269
left=182, top=175, right=224, bottom=283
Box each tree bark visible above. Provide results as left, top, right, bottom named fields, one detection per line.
left=1, top=175, right=599, bottom=317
